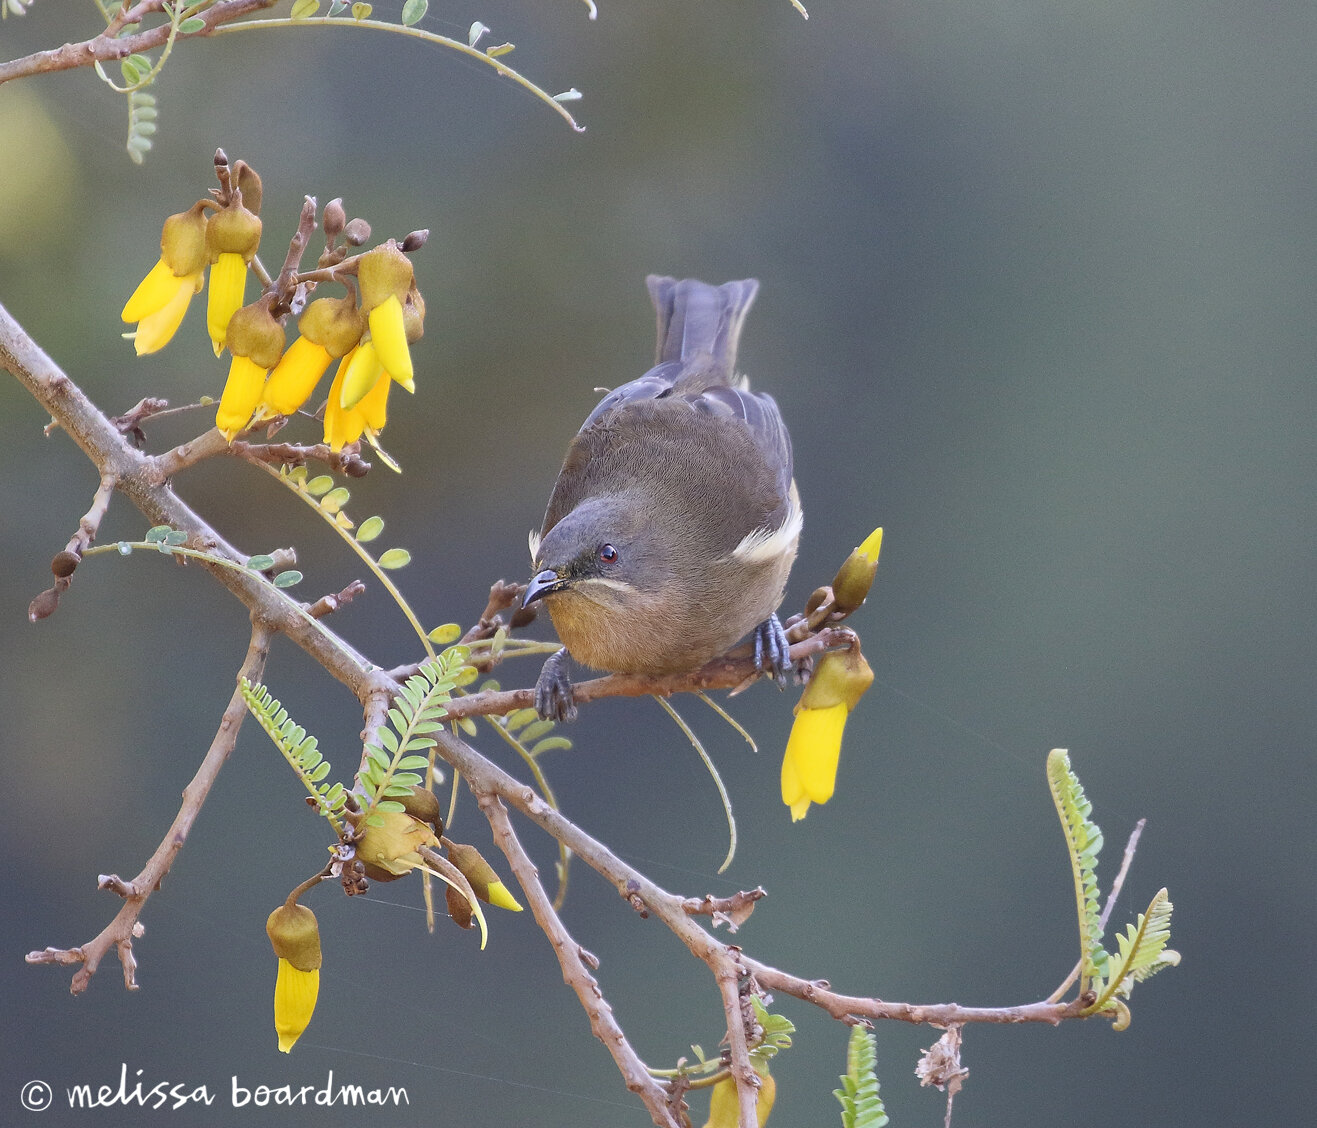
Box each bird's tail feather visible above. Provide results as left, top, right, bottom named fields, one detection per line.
left=646, top=275, right=759, bottom=381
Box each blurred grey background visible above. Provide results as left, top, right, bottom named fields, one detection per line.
left=1, top=1, right=1313, bottom=1125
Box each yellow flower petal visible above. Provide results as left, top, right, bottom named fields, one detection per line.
left=359, top=369, right=391, bottom=433
left=206, top=251, right=248, bottom=356
left=122, top=258, right=179, bottom=322
left=216, top=354, right=268, bottom=441
left=273, top=959, right=319, bottom=1053
left=339, top=339, right=384, bottom=410
left=782, top=701, right=847, bottom=815
left=857, top=526, right=883, bottom=561
left=484, top=880, right=524, bottom=912
left=132, top=272, right=199, bottom=356
left=323, top=353, right=367, bottom=452
left=368, top=294, right=414, bottom=390
left=259, top=336, right=333, bottom=417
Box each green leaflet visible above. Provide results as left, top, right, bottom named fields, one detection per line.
left=1047, top=748, right=1107, bottom=991
left=240, top=678, right=348, bottom=832
left=1091, top=888, right=1180, bottom=1024
left=834, top=1025, right=888, bottom=1128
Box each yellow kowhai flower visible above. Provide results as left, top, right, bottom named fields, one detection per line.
left=121, top=203, right=209, bottom=356
left=266, top=902, right=322, bottom=1054
left=704, top=1067, right=776, bottom=1128
left=781, top=646, right=873, bottom=821
left=323, top=344, right=393, bottom=451
left=215, top=300, right=284, bottom=441
left=357, top=242, right=418, bottom=391
left=205, top=202, right=262, bottom=356
left=256, top=294, right=365, bottom=420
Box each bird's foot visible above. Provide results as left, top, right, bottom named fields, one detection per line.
left=534, top=647, right=578, bottom=722
left=752, top=613, right=794, bottom=688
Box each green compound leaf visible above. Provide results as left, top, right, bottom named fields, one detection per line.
left=834, top=1024, right=888, bottom=1128
left=1047, top=748, right=1107, bottom=992
left=1091, top=887, right=1180, bottom=1026
left=240, top=678, right=347, bottom=830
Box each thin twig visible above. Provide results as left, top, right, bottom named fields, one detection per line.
left=25, top=620, right=273, bottom=993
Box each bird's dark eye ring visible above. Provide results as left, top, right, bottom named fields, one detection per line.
left=598, top=544, right=619, bottom=564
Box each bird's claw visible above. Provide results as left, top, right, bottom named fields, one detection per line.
left=534, top=647, right=578, bottom=722
left=753, top=613, right=794, bottom=688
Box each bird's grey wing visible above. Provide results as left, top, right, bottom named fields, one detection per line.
left=686, top=384, right=794, bottom=503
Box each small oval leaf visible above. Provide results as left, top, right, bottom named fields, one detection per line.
left=273, top=570, right=303, bottom=588
left=427, top=622, right=461, bottom=645
left=378, top=548, right=411, bottom=570
left=400, top=0, right=428, bottom=27
left=356, top=515, right=384, bottom=543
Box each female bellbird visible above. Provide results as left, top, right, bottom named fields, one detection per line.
left=523, top=276, right=802, bottom=721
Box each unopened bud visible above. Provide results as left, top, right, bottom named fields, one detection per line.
left=445, top=840, right=523, bottom=911
left=51, top=550, right=80, bottom=578
left=401, top=229, right=429, bottom=252
left=206, top=203, right=262, bottom=262
left=831, top=527, right=883, bottom=616
left=396, top=784, right=442, bottom=829
left=446, top=882, right=474, bottom=929
left=323, top=199, right=346, bottom=239
left=343, top=218, right=371, bottom=247
left=28, top=587, right=59, bottom=621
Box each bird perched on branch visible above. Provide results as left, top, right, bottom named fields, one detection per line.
left=522, top=275, right=802, bottom=721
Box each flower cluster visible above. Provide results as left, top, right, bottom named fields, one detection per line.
left=120, top=156, right=426, bottom=454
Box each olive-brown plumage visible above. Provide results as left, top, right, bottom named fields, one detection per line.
left=524, top=276, right=802, bottom=720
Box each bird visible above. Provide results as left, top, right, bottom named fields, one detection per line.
left=522, top=275, right=802, bottom=721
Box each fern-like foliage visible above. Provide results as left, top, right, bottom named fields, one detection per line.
left=240, top=678, right=348, bottom=834
left=1089, top=888, right=1180, bottom=1026
left=359, top=647, right=475, bottom=824
left=749, top=997, right=794, bottom=1071
left=834, top=1025, right=888, bottom=1128
left=1047, top=748, right=1108, bottom=991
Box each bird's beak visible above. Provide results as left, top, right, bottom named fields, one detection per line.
left=522, top=568, right=568, bottom=608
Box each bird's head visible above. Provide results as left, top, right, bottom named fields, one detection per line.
left=523, top=494, right=670, bottom=613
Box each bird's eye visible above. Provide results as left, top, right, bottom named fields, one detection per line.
left=598, top=544, right=619, bottom=564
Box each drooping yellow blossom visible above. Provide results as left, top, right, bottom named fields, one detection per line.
left=205, top=202, right=262, bottom=356
left=121, top=203, right=209, bottom=356
left=831, top=526, right=883, bottom=615
left=444, top=840, right=524, bottom=912
left=704, top=1067, right=776, bottom=1128
left=256, top=294, right=365, bottom=420
left=266, top=902, right=322, bottom=1054
left=338, top=336, right=386, bottom=411
left=323, top=345, right=393, bottom=451
left=215, top=300, right=284, bottom=441
left=356, top=242, right=417, bottom=390
left=781, top=646, right=873, bottom=821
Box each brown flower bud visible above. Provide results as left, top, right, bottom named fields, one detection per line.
left=830, top=528, right=883, bottom=616
left=159, top=202, right=210, bottom=278
left=401, top=229, right=429, bottom=252
left=396, top=784, right=442, bottom=830
left=28, top=587, right=59, bottom=621
left=402, top=282, right=426, bottom=344
left=446, top=882, right=474, bottom=929
left=51, top=550, right=80, bottom=578
left=343, top=218, right=371, bottom=247
left=323, top=199, right=346, bottom=239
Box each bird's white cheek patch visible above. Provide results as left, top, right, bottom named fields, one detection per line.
left=731, top=483, right=803, bottom=564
